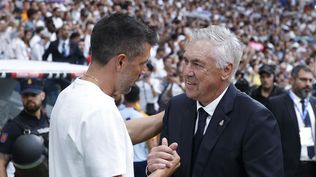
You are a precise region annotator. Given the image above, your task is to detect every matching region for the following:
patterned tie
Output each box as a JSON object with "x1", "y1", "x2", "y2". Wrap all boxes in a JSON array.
[
  {"x1": 301, "y1": 99, "x2": 315, "y2": 159},
  {"x1": 192, "y1": 108, "x2": 208, "y2": 164}
]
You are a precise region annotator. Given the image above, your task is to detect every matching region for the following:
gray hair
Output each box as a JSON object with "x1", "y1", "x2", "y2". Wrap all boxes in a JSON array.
[{"x1": 191, "y1": 25, "x2": 244, "y2": 80}]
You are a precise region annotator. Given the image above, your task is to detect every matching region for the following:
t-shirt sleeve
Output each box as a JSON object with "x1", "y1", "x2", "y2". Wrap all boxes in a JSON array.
[{"x1": 0, "y1": 121, "x2": 21, "y2": 154}]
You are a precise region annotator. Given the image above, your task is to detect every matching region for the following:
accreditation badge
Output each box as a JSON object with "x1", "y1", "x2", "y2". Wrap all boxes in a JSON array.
[{"x1": 299, "y1": 127, "x2": 314, "y2": 146}]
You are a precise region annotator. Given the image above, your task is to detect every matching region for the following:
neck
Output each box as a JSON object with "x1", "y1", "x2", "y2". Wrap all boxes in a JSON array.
[
  {"x1": 261, "y1": 86, "x2": 273, "y2": 98},
  {"x1": 82, "y1": 63, "x2": 115, "y2": 96},
  {"x1": 25, "y1": 109, "x2": 41, "y2": 120},
  {"x1": 201, "y1": 82, "x2": 229, "y2": 106}
]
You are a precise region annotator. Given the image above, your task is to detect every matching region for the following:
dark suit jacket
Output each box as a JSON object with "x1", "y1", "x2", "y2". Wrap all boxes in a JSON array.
[
  {"x1": 42, "y1": 39, "x2": 85, "y2": 64},
  {"x1": 269, "y1": 93, "x2": 316, "y2": 177},
  {"x1": 161, "y1": 84, "x2": 284, "y2": 177}
]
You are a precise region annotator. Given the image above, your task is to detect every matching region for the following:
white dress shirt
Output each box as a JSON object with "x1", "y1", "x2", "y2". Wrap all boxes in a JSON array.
[{"x1": 195, "y1": 87, "x2": 228, "y2": 134}]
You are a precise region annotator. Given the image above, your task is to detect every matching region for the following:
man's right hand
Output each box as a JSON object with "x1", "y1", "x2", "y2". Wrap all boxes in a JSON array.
[{"x1": 147, "y1": 138, "x2": 179, "y2": 174}]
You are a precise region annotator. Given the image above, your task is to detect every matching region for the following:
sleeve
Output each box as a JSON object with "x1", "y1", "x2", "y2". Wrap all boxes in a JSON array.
[
  {"x1": 152, "y1": 79, "x2": 162, "y2": 94},
  {"x1": 79, "y1": 108, "x2": 129, "y2": 177},
  {"x1": 0, "y1": 121, "x2": 21, "y2": 154},
  {"x1": 243, "y1": 108, "x2": 284, "y2": 177},
  {"x1": 31, "y1": 43, "x2": 43, "y2": 61}
]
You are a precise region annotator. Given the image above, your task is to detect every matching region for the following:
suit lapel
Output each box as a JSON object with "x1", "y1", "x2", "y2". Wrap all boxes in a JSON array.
[
  {"x1": 179, "y1": 98, "x2": 197, "y2": 176},
  {"x1": 192, "y1": 84, "x2": 235, "y2": 176},
  {"x1": 309, "y1": 97, "x2": 316, "y2": 155},
  {"x1": 284, "y1": 94, "x2": 300, "y2": 134}
]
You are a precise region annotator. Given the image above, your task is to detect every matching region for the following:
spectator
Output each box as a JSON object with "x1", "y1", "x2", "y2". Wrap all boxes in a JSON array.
[
  {"x1": 269, "y1": 64, "x2": 316, "y2": 177},
  {"x1": 250, "y1": 64, "x2": 286, "y2": 108},
  {"x1": 120, "y1": 85, "x2": 157, "y2": 177},
  {"x1": 0, "y1": 78, "x2": 49, "y2": 177},
  {"x1": 136, "y1": 62, "x2": 162, "y2": 115},
  {"x1": 43, "y1": 24, "x2": 85, "y2": 64}
]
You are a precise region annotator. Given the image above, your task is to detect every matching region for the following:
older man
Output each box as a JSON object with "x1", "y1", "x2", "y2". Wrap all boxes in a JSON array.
[{"x1": 148, "y1": 25, "x2": 284, "y2": 177}]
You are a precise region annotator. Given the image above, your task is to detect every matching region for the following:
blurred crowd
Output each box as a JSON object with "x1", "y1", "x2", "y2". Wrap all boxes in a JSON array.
[{"x1": 0, "y1": 0, "x2": 316, "y2": 112}]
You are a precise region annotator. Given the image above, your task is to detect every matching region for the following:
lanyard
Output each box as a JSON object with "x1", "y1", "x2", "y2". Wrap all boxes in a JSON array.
[{"x1": 288, "y1": 91, "x2": 310, "y2": 122}]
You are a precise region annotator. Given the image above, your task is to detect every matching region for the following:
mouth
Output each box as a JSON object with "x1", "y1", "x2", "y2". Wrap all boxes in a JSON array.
[{"x1": 185, "y1": 80, "x2": 196, "y2": 89}]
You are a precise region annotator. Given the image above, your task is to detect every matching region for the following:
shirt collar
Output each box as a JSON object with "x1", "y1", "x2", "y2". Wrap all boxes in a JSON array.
[
  {"x1": 60, "y1": 39, "x2": 69, "y2": 44},
  {"x1": 289, "y1": 90, "x2": 306, "y2": 104},
  {"x1": 196, "y1": 86, "x2": 229, "y2": 117}
]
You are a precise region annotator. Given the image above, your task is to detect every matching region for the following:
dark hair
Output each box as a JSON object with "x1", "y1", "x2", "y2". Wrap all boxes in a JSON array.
[
  {"x1": 124, "y1": 85, "x2": 140, "y2": 103},
  {"x1": 291, "y1": 64, "x2": 312, "y2": 78},
  {"x1": 90, "y1": 13, "x2": 158, "y2": 65},
  {"x1": 70, "y1": 32, "x2": 80, "y2": 40}
]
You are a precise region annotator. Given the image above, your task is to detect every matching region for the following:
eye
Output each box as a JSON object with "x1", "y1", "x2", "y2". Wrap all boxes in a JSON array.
[
  {"x1": 192, "y1": 62, "x2": 203, "y2": 68},
  {"x1": 183, "y1": 58, "x2": 189, "y2": 65}
]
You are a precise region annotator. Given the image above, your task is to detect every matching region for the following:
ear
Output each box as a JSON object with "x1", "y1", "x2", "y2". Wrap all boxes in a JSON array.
[
  {"x1": 221, "y1": 63, "x2": 233, "y2": 80},
  {"x1": 289, "y1": 75, "x2": 294, "y2": 85},
  {"x1": 40, "y1": 92, "x2": 46, "y2": 101},
  {"x1": 115, "y1": 54, "x2": 128, "y2": 71}
]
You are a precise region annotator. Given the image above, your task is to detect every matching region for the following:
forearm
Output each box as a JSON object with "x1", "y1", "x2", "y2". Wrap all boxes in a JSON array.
[
  {"x1": 0, "y1": 165, "x2": 7, "y2": 177},
  {"x1": 126, "y1": 111, "x2": 164, "y2": 144},
  {"x1": 0, "y1": 153, "x2": 9, "y2": 177}
]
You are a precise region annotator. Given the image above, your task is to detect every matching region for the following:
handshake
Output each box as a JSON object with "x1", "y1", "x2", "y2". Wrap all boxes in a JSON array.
[{"x1": 147, "y1": 138, "x2": 180, "y2": 177}]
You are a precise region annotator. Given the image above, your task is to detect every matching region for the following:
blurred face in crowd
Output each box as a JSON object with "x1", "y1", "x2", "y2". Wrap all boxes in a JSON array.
[
  {"x1": 291, "y1": 69, "x2": 313, "y2": 99},
  {"x1": 59, "y1": 25, "x2": 70, "y2": 40},
  {"x1": 183, "y1": 40, "x2": 229, "y2": 106},
  {"x1": 21, "y1": 92, "x2": 45, "y2": 114},
  {"x1": 260, "y1": 73, "x2": 274, "y2": 90},
  {"x1": 118, "y1": 43, "x2": 151, "y2": 94}
]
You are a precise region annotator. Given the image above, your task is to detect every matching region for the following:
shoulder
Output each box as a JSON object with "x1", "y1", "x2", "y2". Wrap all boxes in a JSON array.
[
  {"x1": 234, "y1": 90, "x2": 266, "y2": 111},
  {"x1": 249, "y1": 86, "x2": 260, "y2": 97},
  {"x1": 169, "y1": 93, "x2": 192, "y2": 105},
  {"x1": 269, "y1": 93, "x2": 288, "y2": 103},
  {"x1": 273, "y1": 85, "x2": 286, "y2": 94},
  {"x1": 1, "y1": 119, "x2": 21, "y2": 133}
]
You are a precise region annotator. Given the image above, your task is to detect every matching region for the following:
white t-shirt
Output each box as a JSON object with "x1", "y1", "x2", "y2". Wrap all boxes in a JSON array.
[
  {"x1": 49, "y1": 78, "x2": 134, "y2": 177},
  {"x1": 120, "y1": 107, "x2": 148, "y2": 162}
]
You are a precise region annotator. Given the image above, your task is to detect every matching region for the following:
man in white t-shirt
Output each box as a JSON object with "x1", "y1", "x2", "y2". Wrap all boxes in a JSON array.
[{"x1": 49, "y1": 13, "x2": 180, "y2": 177}]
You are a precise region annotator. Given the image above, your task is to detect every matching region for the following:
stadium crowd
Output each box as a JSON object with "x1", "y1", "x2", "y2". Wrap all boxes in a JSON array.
[{"x1": 0, "y1": 0, "x2": 316, "y2": 112}]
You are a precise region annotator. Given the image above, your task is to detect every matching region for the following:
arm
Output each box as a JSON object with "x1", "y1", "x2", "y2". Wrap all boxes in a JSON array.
[
  {"x1": 243, "y1": 109, "x2": 284, "y2": 177},
  {"x1": 126, "y1": 112, "x2": 164, "y2": 145},
  {"x1": 147, "y1": 136, "x2": 158, "y2": 151},
  {"x1": 0, "y1": 153, "x2": 9, "y2": 177}
]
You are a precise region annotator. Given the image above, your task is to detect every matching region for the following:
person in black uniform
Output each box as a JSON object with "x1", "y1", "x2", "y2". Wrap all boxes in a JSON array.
[
  {"x1": 0, "y1": 78, "x2": 49, "y2": 177},
  {"x1": 250, "y1": 64, "x2": 286, "y2": 108}
]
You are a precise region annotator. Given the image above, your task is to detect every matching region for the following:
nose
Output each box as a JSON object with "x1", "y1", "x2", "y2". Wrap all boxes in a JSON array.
[
  {"x1": 307, "y1": 79, "x2": 313, "y2": 87},
  {"x1": 183, "y1": 63, "x2": 194, "y2": 77}
]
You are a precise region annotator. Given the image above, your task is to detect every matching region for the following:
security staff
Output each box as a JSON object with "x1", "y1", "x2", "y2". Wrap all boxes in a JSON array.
[{"x1": 0, "y1": 78, "x2": 49, "y2": 177}]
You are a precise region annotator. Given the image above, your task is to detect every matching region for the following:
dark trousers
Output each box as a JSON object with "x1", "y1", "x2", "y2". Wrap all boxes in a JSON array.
[
  {"x1": 134, "y1": 161, "x2": 147, "y2": 177},
  {"x1": 296, "y1": 161, "x2": 316, "y2": 177}
]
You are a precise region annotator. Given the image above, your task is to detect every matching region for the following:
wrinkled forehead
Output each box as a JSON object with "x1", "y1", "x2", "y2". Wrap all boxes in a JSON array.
[{"x1": 184, "y1": 40, "x2": 215, "y2": 60}]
